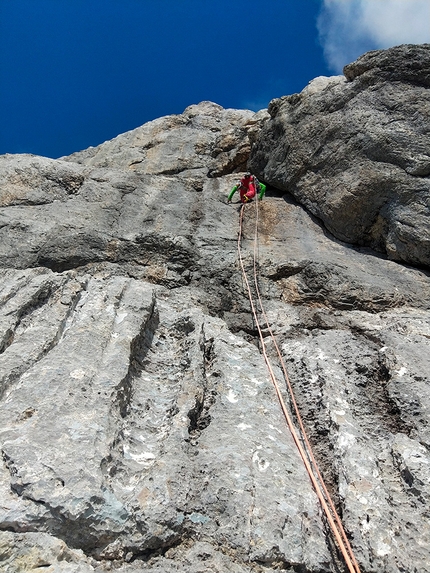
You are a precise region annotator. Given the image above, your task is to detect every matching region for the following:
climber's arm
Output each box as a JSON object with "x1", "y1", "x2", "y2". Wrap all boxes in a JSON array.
[
  {"x1": 228, "y1": 185, "x2": 238, "y2": 202},
  {"x1": 258, "y1": 183, "x2": 266, "y2": 200}
]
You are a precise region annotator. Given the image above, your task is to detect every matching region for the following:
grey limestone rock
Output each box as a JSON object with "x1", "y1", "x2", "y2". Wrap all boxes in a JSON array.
[
  {"x1": 249, "y1": 44, "x2": 430, "y2": 268},
  {"x1": 63, "y1": 101, "x2": 269, "y2": 180},
  {"x1": 0, "y1": 65, "x2": 430, "y2": 573},
  {"x1": 0, "y1": 531, "x2": 96, "y2": 572}
]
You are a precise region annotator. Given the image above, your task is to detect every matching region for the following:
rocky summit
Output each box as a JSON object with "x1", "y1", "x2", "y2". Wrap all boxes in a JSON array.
[{"x1": 0, "y1": 44, "x2": 429, "y2": 573}]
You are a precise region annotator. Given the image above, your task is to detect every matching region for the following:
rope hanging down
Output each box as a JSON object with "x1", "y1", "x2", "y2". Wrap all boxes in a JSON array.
[{"x1": 237, "y1": 200, "x2": 361, "y2": 573}]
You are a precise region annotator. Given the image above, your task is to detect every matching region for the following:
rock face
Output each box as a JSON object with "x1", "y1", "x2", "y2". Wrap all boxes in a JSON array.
[
  {"x1": 64, "y1": 101, "x2": 267, "y2": 179},
  {"x1": 249, "y1": 44, "x2": 430, "y2": 268},
  {"x1": 0, "y1": 53, "x2": 430, "y2": 573}
]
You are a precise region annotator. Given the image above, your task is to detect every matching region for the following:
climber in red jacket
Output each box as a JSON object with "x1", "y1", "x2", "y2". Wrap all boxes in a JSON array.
[{"x1": 227, "y1": 173, "x2": 266, "y2": 204}]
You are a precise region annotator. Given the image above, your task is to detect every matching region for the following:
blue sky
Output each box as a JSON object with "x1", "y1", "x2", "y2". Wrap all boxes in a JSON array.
[{"x1": 1, "y1": 0, "x2": 429, "y2": 159}]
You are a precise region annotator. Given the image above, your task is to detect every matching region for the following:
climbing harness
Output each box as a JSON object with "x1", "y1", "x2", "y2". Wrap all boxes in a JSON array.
[{"x1": 237, "y1": 200, "x2": 361, "y2": 573}]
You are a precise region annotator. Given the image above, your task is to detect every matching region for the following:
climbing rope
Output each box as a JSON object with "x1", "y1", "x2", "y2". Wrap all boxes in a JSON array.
[{"x1": 237, "y1": 200, "x2": 361, "y2": 573}]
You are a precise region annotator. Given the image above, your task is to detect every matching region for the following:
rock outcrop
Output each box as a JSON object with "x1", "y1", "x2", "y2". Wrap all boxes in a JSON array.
[
  {"x1": 249, "y1": 44, "x2": 430, "y2": 268},
  {"x1": 64, "y1": 101, "x2": 268, "y2": 180},
  {"x1": 0, "y1": 50, "x2": 430, "y2": 573}
]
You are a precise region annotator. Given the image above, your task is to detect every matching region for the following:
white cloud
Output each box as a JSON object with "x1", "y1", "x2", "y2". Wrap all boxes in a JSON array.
[{"x1": 318, "y1": 0, "x2": 430, "y2": 73}]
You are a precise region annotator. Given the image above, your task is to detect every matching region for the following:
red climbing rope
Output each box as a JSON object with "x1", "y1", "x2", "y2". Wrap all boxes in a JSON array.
[{"x1": 237, "y1": 201, "x2": 361, "y2": 573}]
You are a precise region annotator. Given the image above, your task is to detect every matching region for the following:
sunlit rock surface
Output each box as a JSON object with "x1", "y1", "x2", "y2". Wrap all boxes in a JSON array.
[{"x1": 0, "y1": 51, "x2": 430, "y2": 573}]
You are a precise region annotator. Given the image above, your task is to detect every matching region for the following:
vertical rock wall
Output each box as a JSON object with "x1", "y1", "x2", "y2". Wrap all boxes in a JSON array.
[{"x1": 0, "y1": 52, "x2": 430, "y2": 573}]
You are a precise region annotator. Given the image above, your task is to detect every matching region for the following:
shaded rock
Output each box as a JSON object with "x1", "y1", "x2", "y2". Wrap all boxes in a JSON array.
[
  {"x1": 0, "y1": 531, "x2": 96, "y2": 572},
  {"x1": 249, "y1": 195, "x2": 430, "y2": 313},
  {"x1": 249, "y1": 44, "x2": 430, "y2": 267},
  {"x1": 343, "y1": 43, "x2": 430, "y2": 86}
]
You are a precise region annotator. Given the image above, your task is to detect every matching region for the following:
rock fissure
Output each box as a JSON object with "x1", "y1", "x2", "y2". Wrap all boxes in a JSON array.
[
  {"x1": 12, "y1": 282, "x2": 56, "y2": 328},
  {"x1": 0, "y1": 276, "x2": 88, "y2": 401},
  {"x1": 186, "y1": 329, "x2": 217, "y2": 444},
  {"x1": 113, "y1": 293, "x2": 159, "y2": 420},
  {"x1": 0, "y1": 328, "x2": 14, "y2": 355}
]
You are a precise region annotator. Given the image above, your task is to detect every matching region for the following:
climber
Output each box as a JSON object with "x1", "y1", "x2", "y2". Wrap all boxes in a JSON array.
[{"x1": 227, "y1": 173, "x2": 266, "y2": 204}]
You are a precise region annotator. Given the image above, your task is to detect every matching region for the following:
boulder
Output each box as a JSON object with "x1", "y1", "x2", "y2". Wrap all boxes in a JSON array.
[{"x1": 249, "y1": 44, "x2": 430, "y2": 268}]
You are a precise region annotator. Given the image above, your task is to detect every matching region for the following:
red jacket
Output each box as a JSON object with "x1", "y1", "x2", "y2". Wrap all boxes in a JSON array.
[{"x1": 231, "y1": 176, "x2": 256, "y2": 203}]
